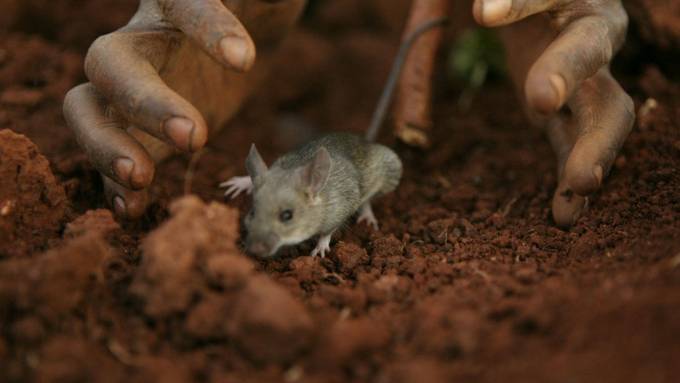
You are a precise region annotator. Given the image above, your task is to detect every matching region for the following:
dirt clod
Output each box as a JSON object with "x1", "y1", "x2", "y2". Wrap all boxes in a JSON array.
[
  {"x1": 227, "y1": 275, "x2": 315, "y2": 364},
  {"x1": 130, "y1": 196, "x2": 241, "y2": 317},
  {"x1": 317, "y1": 317, "x2": 391, "y2": 366},
  {"x1": 0, "y1": 129, "x2": 66, "y2": 257},
  {"x1": 335, "y1": 241, "x2": 370, "y2": 276},
  {"x1": 64, "y1": 209, "x2": 120, "y2": 239}
]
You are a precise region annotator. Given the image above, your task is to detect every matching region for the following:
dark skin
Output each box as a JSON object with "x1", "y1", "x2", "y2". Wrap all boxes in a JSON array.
[{"x1": 64, "y1": 0, "x2": 634, "y2": 227}]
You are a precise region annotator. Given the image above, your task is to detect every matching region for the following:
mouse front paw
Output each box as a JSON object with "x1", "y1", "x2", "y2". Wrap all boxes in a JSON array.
[
  {"x1": 219, "y1": 176, "x2": 253, "y2": 199},
  {"x1": 310, "y1": 233, "x2": 333, "y2": 258}
]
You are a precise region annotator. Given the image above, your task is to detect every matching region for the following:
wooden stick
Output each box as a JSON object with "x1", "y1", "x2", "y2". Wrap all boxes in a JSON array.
[{"x1": 394, "y1": 0, "x2": 450, "y2": 148}]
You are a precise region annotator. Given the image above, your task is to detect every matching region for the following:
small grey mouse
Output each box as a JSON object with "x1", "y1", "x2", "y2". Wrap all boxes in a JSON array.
[{"x1": 220, "y1": 18, "x2": 448, "y2": 258}]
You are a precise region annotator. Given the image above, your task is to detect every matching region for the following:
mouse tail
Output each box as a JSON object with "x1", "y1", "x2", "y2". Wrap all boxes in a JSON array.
[{"x1": 365, "y1": 16, "x2": 449, "y2": 142}]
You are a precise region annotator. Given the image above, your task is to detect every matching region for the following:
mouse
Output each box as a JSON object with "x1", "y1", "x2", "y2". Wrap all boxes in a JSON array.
[{"x1": 220, "y1": 17, "x2": 448, "y2": 258}]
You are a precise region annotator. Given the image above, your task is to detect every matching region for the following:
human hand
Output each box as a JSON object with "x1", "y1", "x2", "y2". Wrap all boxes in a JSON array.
[
  {"x1": 64, "y1": 0, "x2": 304, "y2": 218},
  {"x1": 473, "y1": 0, "x2": 635, "y2": 227}
]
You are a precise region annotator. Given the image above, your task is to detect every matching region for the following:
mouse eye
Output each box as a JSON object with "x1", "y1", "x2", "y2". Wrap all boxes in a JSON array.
[{"x1": 279, "y1": 209, "x2": 294, "y2": 222}]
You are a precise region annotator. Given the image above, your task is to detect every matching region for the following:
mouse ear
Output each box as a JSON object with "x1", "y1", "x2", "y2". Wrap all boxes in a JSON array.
[
  {"x1": 246, "y1": 144, "x2": 268, "y2": 182},
  {"x1": 300, "y1": 147, "x2": 331, "y2": 197}
]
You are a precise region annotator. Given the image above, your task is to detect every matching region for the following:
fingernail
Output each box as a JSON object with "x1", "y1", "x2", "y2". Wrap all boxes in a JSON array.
[
  {"x1": 570, "y1": 206, "x2": 583, "y2": 227},
  {"x1": 220, "y1": 36, "x2": 255, "y2": 71},
  {"x1": 164, "y1": 117, "x2": 196, "y2": 151},
  {"x1": 593, "y1": 165, "x2": 603, "y2": 186},
  {"x1": 553, "y1": 189, "x2": 585, "y2": 229},
  {"x1": 113, "y1": 158, "x2": 134, "y2": 185},
  {"x1": 549, "y1": 74, "x2": 567, "y2": 109},
  {"x1": 481, "y1": 0, "x2": 511, "y2": 24},
  {"x1": 113, "y1": 196, "x2": 127, "y2": 217}
]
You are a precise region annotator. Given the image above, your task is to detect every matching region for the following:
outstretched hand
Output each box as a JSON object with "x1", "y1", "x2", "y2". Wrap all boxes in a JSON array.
[
  {"x1": 473, "y1": 0, "x2": 635, "y2": 226},
  {"x1": 64, "y1": 0, "x2": 304, "y2": 218}
]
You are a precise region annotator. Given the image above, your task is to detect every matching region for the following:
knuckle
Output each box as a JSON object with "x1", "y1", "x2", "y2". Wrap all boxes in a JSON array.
[
  {"x1": 62, "y1": 84, "x2": 87, "y2": 114},
  {"x1": 120, "y1": 87, "x2": 146, "y2": 117},
  {"x1": 620, "y1": 92, "x2": 635, "y2": 132},
  {"x1": 610, "y1": 4, "x2": 629, "y2": 35},
  {"x1": 606, "y1": 77, "x2": 635, "y2": 123},
  {"x1": 603, "y1": 3, "x2": 629, "y2": 51},
  {"x1": 62, "y1": 83, "x2": 97, "y2": 132},
  {"x1": 84, "y1": 33, "x2": 120, "y2": 79},
  {"x1": 579, "y1": 75, "x2": 599, "y2": 95},
  {"x1": 587, "y1": 19, "x2": 615, "y2": 64},
  {"x1": 619, "y1": 89, "x2": 634, "y2": 112},
  {"x1": 512, "y1": 0, "x2": 532, "y2": 19}
]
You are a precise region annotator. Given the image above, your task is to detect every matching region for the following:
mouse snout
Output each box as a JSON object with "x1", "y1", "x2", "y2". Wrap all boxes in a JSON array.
[
  {"x1": 246, "y1": 233, "x2": 280, "y2": 257},
  {"x1": 247, "y1": 242, "x2": 268, "y2": 256}
]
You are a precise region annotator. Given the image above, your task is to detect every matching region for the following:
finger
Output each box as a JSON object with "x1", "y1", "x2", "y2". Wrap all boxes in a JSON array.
[
  {"x1": 473, "y1": 0, "x2": 560, "y2": 27},
  {"x1": 546, "y1": 114, "x2": 587, "y2": 227},
  {"x1": 525, "y1": 12, "x2": 627, "y2": 114},
  {"x1": 63, "y1": 83, "x2": 155, "y2": 190},
  {"x1": 85, "y1": 32, "x2": 208, "y2": 152},
  {"x1": 561, "y1": 69, "x2": 634, "y2": 196},
  {"x1": 158, "y1": 0, "x2": 256, "y2": 72},
  {"x1": 552, "y1": 178, "x2": 588, "y2": 228},
  {"x1": 103, "y1": 175, "x2": 149, "y2": 219},
  {"x1": 545, "y1": 113, "x2": 575, "y2": 177}
]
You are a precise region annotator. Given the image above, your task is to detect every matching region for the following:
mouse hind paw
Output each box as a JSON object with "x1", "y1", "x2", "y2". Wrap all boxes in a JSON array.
[
  {"x1": 220, "y1": 176, "x2": 253, "y2": 199},
  {"x1": 357, "y1": 202, "x2": 379, "y2": 230}
]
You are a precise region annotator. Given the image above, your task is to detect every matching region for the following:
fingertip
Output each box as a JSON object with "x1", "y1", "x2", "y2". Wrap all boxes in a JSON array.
[
  {"x1": 220, "y1": 36, "x2": 256, "y2": 72},
  {"x1": 113, "y1": 158, "x2": 134, "y2": 187},
  {"x1": 549, "y1": 74, "x2": 567, "y2": 109},
  {"x1": 526, "y1": 72, "x2": 566, "y2": 115},
  {"x1": 163, "y1": 117, "x2": 206, "y2": 152},
  {"x1": 593, "y1": 165, "x2": 604, "y2": 186},
  {"x1": 110, "y1": 192, "x2": 148, "y2": 219},
  {"x1": 123, "y1": 192, "x2": 149, "y2": 219},
  {"x1": 472, "y1": 0, "x2": 484, "y2": 25},
  {"x1": 163, "y1": 117, "x2": 193, "y2": 150},
  {"x1": 472, "y1": 0, "x2": 512, "y2": 26},
  {"x1": 552, "y1": 187, "x2": 587, "y2": 229},
  {"x1": 113, "y1": 157, "x2": 154, "y2": 190},
  {"x1": 133, "y1": 161, "x2": 155, "y2": 191},
  {"x1": 112, "y1": 195, "x2": 127, "y2": 217},
  {"x1": 104, "y1": 176, "x2": 149, "y2": 219},
  {"x1": 190, "y1": 120, "x2": 208, "y2": 152}
]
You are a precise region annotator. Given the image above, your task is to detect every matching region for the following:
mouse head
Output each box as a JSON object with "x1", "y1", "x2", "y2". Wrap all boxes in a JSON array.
[{"x1": 243, "y1": 144, "x2": 331, "y2": 257}]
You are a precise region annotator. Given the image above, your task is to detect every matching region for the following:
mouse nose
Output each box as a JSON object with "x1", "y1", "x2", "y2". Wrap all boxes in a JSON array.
[{"x1": 248, "y1": 242, "x2": 268, "y2": 256}]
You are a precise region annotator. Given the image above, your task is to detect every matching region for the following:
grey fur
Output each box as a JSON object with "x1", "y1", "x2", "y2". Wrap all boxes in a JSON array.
[{"x1": 245, "y1": 133, "x2": 402, "y2": 256}]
